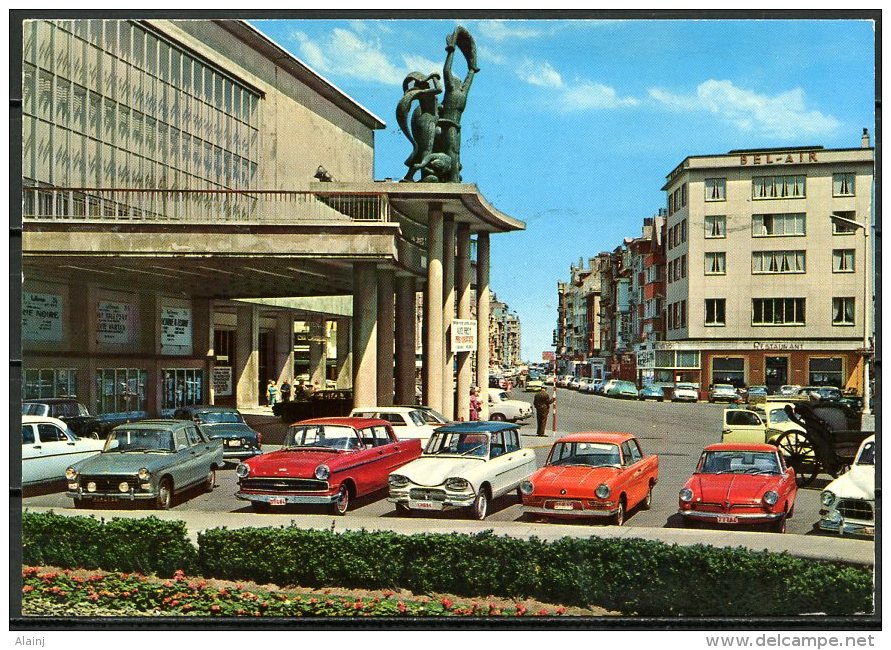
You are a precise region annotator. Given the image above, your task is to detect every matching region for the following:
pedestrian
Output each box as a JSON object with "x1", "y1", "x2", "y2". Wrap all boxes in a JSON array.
[
  {"x1": 266, "y1": 379, "x2": 278, "y2": 408},
  {"x1": 533, "y1": 387, "x2": 555, "y2": 436},
  {"x1": 469, "y1": 386, "x2": 481, "y2": 421},
  {"x1": 280, "y1": 378, "x2": 292, "y2": 402}
]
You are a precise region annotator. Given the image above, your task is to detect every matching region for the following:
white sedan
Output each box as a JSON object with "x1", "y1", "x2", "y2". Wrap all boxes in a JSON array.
[
  {"x1": 349, "y1": 406, "x2": 445, "y2": 444},
  {"x1": 388, "y1": 421, "x2": 538, "y2": 519},
  {"x1": 818, "y1": 436, "x2": 875, "y2": 537},
  {"x1": 22, "y1": 415, "x2": 105, "y2": 487},
  {"x1": 487, "y1": 388, "x2": 533, "y2": 422}
]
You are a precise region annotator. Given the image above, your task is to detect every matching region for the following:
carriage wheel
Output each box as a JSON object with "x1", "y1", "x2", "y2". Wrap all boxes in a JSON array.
[{"x1": 775, "y1": 431, "x2": 820, "y2": 487}]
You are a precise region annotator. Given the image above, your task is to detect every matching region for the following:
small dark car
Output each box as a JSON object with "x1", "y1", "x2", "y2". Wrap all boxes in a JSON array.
[
  {"x1": 21, "y1": 398, "x2": 103, "y2": 439},
  {"x1": 173, "y1": 405, "x2": 262, "y2": 464}
]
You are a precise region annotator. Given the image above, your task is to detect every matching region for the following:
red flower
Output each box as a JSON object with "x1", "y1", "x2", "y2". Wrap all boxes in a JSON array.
[
  {"x1": 537, "y1": 608, "x2": 549, "y2": 616},
  {"x1": 397, "y1": 601, "x2": 407, "y2": 614},
  {"x1": 170, "y1": 599, "x2": 179, "y2": 607},
  {"x1": 23, "y1": 567, "x2": 39, "y2": 578},
  {"x1": 182, "y1": 604, "x2": 194, "y2": 612},
  {"x1": 515, "y1": 604, "x2": 527, "y2": 616},
  {"x1": 309, "y1": 598, "x2": 317, "y2": 605},
  {"x1": 22, "y1": 586, "x2": 34, "y2": 594},
  {"x1": 89, "y1": 594, "x2": 99, "y2": 602},
  {"x1": 440, "y1": 598, "x2": 453, "y2": 610},
  {"x1": 210, "y1": 605, "x2": 221, "y2": 614},
  {"x1": 353, "y1": 601, "x2": 364, "y2": 610},
  {"x1": 236, "y1": 609, "x2": 247, "y2": 616},
  {"x1": 173, "y1": 569, "x2": 186, "y2": 581},
  {"x1": 88, "y1": 574, "x2": 103, "y2": 582},
  {"x1": 555, "y1": 606, "x2": 566, "y2": 616},
  {"x1": 382, "y1": 590, "x2": 394, "y2": 599},
  {"x1": 162, "y1": 580, "x2": 174, "y2": 588},
  {"x1": 325, "y1": 600, "x2": 334, "y2": 606}
]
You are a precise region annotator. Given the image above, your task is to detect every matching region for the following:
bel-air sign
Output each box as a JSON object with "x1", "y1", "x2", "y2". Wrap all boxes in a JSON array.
[{"x1": 739, "y1": 151, "x2": 818, "y2": 165}]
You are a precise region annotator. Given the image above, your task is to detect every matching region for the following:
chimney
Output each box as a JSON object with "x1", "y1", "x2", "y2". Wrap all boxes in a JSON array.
[{"x1": 862, "y1": 128, "x2": 871, "y2": 148}]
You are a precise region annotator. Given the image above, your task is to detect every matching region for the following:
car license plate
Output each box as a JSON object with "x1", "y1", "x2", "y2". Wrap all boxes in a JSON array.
[
  {"x1": 552, "y1": 501, "x2": 575, "y2": 511},
  {"x1": 409, "y1": 499, "x2": 441, "y2": 511},
  {"x1": 268, "y1": 497, "x2": 286, "y2": 506},
  {"x1": 716, "y1": 515, "x2": 738, "y2": 524},
  {"x1": 227, "y1": 440, "x2": 242, "y2": 447}
]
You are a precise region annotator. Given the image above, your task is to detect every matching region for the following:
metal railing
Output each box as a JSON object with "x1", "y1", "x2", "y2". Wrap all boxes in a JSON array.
[{"x1": 21, "y1": 187, "x2": 391, "y2": 224}]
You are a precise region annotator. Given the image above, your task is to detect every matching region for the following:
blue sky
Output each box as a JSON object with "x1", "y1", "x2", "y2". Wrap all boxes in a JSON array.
[{"x1": 252, "y1": 17, "x2": 876, "y2": 360}]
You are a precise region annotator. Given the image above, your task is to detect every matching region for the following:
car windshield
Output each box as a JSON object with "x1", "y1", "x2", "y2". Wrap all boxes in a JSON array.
[
  {"x1": 549, "y1": 442, "x2": 621, "y2": 468},
  {"x1": 699, "y1": 450, "x2": 781, "y2": 475},
  {"x1": 714, "y1": 385, "x2": 735, "y2": 391},
  {"x1": 418, "y1": 409, "x2": 448, "y2": 424},
  {"x1": 285, "y1": 425, "x2": 361, "y2": 451},
  {"x1": 21, "y1": 403, "x2": 49, "y2": 416},
  {"x1": 104, "y1": 428, "x2": 175, "y2": 453},
  {"x1": 767, "y1": 408, "x2": 792, "y2": 424},
  {"x1": 195, "y1": 411, "x2": 243, "y2": 424},
  {"x1": 677, "y1": 384, "x2": 696, "y2": 390},
  {"x1": 856, "y1": 441, "x2": 875, "y2": 466},
  {"x1": 424, "y1": 431, "x2": 489, "y2": 458}
]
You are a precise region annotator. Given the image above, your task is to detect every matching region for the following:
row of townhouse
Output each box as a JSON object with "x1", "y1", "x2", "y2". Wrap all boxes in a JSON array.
[{"x1": 558, "y1": 131, "x2": 875, "y2": 399}]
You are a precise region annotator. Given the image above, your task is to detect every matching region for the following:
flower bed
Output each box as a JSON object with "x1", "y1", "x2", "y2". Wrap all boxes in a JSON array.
[{"x1": 20, "y1": 567, "x2": 573, "y2": 618}]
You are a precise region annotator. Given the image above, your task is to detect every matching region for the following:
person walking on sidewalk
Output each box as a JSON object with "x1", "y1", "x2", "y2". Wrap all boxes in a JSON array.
[
  {"x1": 266, "y1": 379, "x2": 278, "y2": 408},
  {"x1": 469, "y1": 386, "x2": 481, "y2": 421},
  {"x1": 533, "y1": 387, "x2": 555, "y2": 436}
]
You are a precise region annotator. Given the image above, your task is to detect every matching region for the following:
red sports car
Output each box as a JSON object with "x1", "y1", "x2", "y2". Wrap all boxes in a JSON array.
[
  {"x1": 678, "y1": 443, "x2": 798, "y2": 533},
  {"x1": 235, "y1": 417, "x2": 422, "y2": 515},
  {"x1": 520, "y1": 432, "x2": 659, "y2": 526}
]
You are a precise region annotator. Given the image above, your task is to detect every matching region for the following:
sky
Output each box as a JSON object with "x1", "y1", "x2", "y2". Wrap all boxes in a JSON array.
[{"x1": 251, "y1": 16, "x2": 876, "y2": 361}]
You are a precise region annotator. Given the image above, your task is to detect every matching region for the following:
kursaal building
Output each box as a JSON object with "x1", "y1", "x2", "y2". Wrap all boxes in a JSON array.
[{"x1": 20, "y1": 19, "x2": 523, "y2": 424}]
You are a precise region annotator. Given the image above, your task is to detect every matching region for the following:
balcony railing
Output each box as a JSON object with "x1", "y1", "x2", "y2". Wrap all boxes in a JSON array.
[{"x1": 22, "y1": 187, "x2": 391, "y2": 224}]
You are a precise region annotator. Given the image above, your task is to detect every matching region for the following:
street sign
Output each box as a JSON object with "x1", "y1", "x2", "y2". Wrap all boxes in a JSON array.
[{"x1": 451, "y1": 319, "x2": 477, "y2": 352}]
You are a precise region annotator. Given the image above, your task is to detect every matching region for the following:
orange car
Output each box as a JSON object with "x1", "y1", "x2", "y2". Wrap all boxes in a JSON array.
[{"x1": 520, "y1": 432, "x2": 659, "y2": 526}]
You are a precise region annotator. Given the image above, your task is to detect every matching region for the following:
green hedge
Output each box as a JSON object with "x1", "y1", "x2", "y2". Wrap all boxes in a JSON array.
[
  {"x1": 23, "y1": 511, "x2": 197, "y2": 576},
  {"x1": 21, "y1": 511, "x2": 873, "y2": 616}
]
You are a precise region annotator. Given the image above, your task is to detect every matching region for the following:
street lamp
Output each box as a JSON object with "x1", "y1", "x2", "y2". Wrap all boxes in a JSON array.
[{"x1": 830, "y1": 213, "x2": 872, "y2": 415}]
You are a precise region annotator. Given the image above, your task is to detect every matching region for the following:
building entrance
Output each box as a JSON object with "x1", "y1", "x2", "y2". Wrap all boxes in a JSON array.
[
  {"x1": 258, "y1": 331, "x2": 274, "y2": 404},
  {"x1": 765, "y1": 356, "x2": 788, "y2": 393}
]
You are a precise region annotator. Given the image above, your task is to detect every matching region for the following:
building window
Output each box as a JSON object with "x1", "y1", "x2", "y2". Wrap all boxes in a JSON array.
[
  {"x1": 705, "y1": 178, "x2": 726, "y2": 201},
  {"x1": 752, "y1": 250, "x2": 806, "y2": 274},
  {"x1": 162, "y1": 368, "x2": 205, "y2": 412},
  {"x1": 833, "y1": 173, "x2": 855, "y2": 197},
  {"x1": 22, "y1": 368, "x2": 78, "y2": 400},
  {"x1": 705, "y1": 298, "x2": 726, "y2": 326},
  {"x1": 752, "y1": 298, "x2": 806, "y2": 325},
  {"x1": 808, "y1": 357, "x2": 843, "y2": 387},
  {"x1": 832, "y1": 297, "x2": 855, "y2": 326},
  {"x1": 679, "y1": 300, "x2": 686, "y2": 327},
  {"x1": 705, "y1": 252, "x2": 726, "y2": 275},
  {"x1": 680, "y1": 219, "x2": 687, "y2": 243},
  {"x1": 752, "y1": 213, "x2": 806, "y2": 237},
  {"x1": 831, "y1": 211, "x2": 859, "y2": 234},
  {"x1": 832, "y1": 249, "x2": 855, "y2": 273},
  {"x1": 712, "y1": 357, "x2": 745, "y2": 388},
  {"x1": 680, "y1": 254, "x2": 687, "y2": 278},
  {"x1": 96, "y1": 367, "x2": 147, "y2": 415},
  {"x1": 705, "y1": 215, "x2": 726, "y2": 238},
  {"x1": 752, "y1": 175, "x2": 806, "y2": 199},
  {"x1": 681, "y1": 183, "x2": 687, "y2": 207}
]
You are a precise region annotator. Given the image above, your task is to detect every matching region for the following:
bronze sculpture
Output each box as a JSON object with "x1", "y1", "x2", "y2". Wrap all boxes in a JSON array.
[{"x1": 397, "y1": 26, "x2": 478, "y2": 183}]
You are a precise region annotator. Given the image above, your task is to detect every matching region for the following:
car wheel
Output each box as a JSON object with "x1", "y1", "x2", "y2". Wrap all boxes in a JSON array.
[
  {"x1": 156, "y1": 478, "x2": 173, "y2": 510},
  {"x1": 642, "y1": 484, "x2": 653, "y2": 510},
  {"x1": 613, "y1": 498, "x2": 625, "y2": 526},
  {"x1": 86, "y1": 429, "x2": 101, "y2": 440},
  {"x1": 470, "y1": 488, "x2": 489, "y2": 520},
  {"x1": 331, "y1": 484, "x2": 350, "y2": 516},
  {"x1": 490, "y1": 413, "x2": 506, "y2": 422},
  {"x1": 204, "y1": 468, "x2": 216, "y2": 493},
  {"x1": 251, "y1": 501, "x2": 270, "y2": 513}
]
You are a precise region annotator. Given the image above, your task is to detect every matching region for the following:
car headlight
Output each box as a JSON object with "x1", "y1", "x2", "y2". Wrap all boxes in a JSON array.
[
  {"x1": 65, "y1": 467, "x2": 78, "y2": 481},
  {"x1": 820, "y1": 490, "x2": 835, "y2": 507},
  {"x1": 388, "y1": 474, "x2": 409, "y2": 488},
  {"x1": 445, "y1": 477, "x2": 470, "y2": 491},
  {"x1": 762, "y1": 490, "x2": 779, "y2": 506},
  {"x1": 118, "y1": 481, "x2": 130, "y2": 493},
  {"x1": 679, "y1": 487, "x2": 694, "y2": 502},
  {"x1": 137, "y1": 467, "x2": 151, "y2": 481},
  {"x1": 235, "y1": 463, "x2": 250, "y2": 479},
  {"x1": 520, "y1": 480, "x2": 534, "y2": 495},
  {"x1": 314, "y1": 464, "x2": 330, "y2": 481},
  {"x1": 595, "y1": 484, "x2": 610, "y2": 499},
  {"x1": 86, "y1": 481, "x2": 97, "y2": 493}
]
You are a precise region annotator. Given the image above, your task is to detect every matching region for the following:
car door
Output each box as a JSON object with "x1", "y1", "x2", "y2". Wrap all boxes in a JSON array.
[
  {"x1": 487, "y1": 431, "x2": 516, "y2": 496},
  {"x1": 624, "y1": 439, "x2": 648, "y2": 507},
  {"x1": 722, "y1": 409, "x2": 766, "y2": 444},
  {"x1": 21, "y1": 423, "x2": 43, "y2": 484},
  {"x1": 183, "y1": 424, "x2": 215, "y2": 488},
  {"x1": 36, "y1": 422, "x2": 84, "y2": 482},
  {"x1": 503, "y1": 428, "x2": 536, "y2": 490},
  {"x1": 618, "y1": 441, "x2": 641, "y2": 506}
]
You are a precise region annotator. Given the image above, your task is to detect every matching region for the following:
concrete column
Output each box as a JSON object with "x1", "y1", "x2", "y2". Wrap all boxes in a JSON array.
[
  {"x1": 352, "y1": 262, "x2": 378, "y2": 408},
  {"x1": 441, "y1": 217, "x2": 456, "y2": 419},
  {"x1": 395, "y1": 275, "x2": 417, "y2": 405},
  {"x1": 476, "y1": 232, "x2": 491, "y2": 420},
  {"x1": 193, "y1": 298, "x2": 215, "y2": 403},
  {"x1": 335, "y1": 317, "x2": 352, "y2": 389},
  {"x1": 456, "y1": 223, "x2": 472, "y2": 421},
  {"x1": 376, "y1": 269, "x2": 395, "y2": 406},
  {"x1": 308, "y1": 318, "x2": 326, "y2": 390},
  {"x1": 424, "y1": 203, "x2": 444, "y2": 412},
  {"x1": 235, "y1": 304, "x2": 260, "y2": 408}
]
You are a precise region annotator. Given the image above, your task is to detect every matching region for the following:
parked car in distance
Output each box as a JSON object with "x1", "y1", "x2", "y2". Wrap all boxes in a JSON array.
[
  {"x1": 746, "y1": 385, "x2": 769, "y2": 403},
  {"x1": 349, "y1": 406, "x2": 443, "y2": 444},
  {"x1": 388, "y1": 421, "x2": 536, "y2": 520},
  {"x1": 721, "y1": 403, "x2": 804, "y2": 445},
  {"x1": 638, "y1": 384, "x2": 665, "y2": 402},
  {"x1": 66, "y1": 419, "x2": 224, "y2": 509},
  {"x1": 568, "y1": 377, "x2": 581, "y2": 390},
  {"x1": 487, "y1": 388, "x2": 533, "y2": 422},
  {"x1": 525, "y1": 379, "x2": 544, "y2": 393},
  {"x1": 236, "y1": 417, "x2": 422, "y2": 515},
  {"x1": 678, "y1": 443, "x2": 798, "y2": 532},
  {"x1": 605, "y1": 380, "x2": 638, "y2": 399},
  {"x1": 777, "y1": 385, "x2": 802, "y2": 396},
  {"x1": 577, "y1": 378, "x2": 592, "y2": 393},
  {"x1": 22, "y1": 398, "x2": 104, "y2": 439},
  {"x1": 173, "y1": 405, "x2": 262, "y2": 464},
  {"x1": 521, "y1": 432, "x2": 659, "y2": 526},
  {"x1": 557, "y1": 375, "x2": 573, "y2": 388},
  {"x1": 798, "y1": 386, "x2": 843, "y2": 401},
  {"x1": 818, "y1": 436, "x2": 875, "y2": 537},
  {"x1": 672, "y1": 383, "x2": 699, "y2": 402},
  {"x1": 22, "y1": 415, "x2": 105, "y2": 487},
  {"x1": 708, "y1": 384, "x2": 740, "y2": 403}
]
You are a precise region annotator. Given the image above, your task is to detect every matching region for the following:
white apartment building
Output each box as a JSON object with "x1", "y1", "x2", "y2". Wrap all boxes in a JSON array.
[{"x1": 659, "y1": 131, "x2": 874, "y2": 394}]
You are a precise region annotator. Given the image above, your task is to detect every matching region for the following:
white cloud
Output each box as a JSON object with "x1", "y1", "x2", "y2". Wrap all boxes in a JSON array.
[
  {"x1": 476, "y1": 44, "x2": 506, "y2": 66},
  {"x1": 517, "y1": 59, "x2": 564, "y2": 88},
  {"x1": 648, "y1": 79, "x2": 841, "y2": 138},
  {"x1": 476, "y1": 20, "x2": 546, "y2": 42},
  {"x1": 558, "y1": 81, "x2": 640, "y2": 110},
  {"x1": 402, "y1": 54, "x2": 440, "y2": 76}
]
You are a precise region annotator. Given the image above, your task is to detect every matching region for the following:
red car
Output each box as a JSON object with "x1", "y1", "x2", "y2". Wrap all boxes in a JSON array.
[
  {"x1": 678, "y1": 443, "x2": 798, "y2": 533},
  {"x1": 520, "y1": 432, "x2": 659, "y2": 526},
  {"x1": 235, "y1": 417, "x2": 422, "y2": 515}
]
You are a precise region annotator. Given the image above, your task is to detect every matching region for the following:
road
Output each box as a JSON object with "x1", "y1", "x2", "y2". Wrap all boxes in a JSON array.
[{"x1": 22, "y1": 388, "x2": 835, "y2": 538}]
